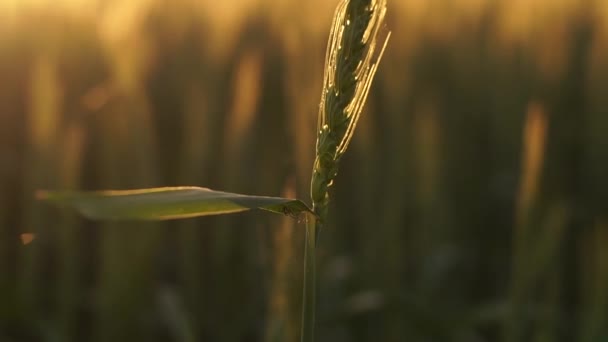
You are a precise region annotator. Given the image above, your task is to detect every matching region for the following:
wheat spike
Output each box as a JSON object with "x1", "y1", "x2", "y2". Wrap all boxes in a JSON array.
[{"x1": 310, "y1": 0, "x2": 390, "y2": 223}]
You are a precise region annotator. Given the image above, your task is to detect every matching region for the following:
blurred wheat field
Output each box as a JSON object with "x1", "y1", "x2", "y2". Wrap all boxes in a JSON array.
[{"x1": 1, "y1": 0, "x2": 608, "y2": 341}]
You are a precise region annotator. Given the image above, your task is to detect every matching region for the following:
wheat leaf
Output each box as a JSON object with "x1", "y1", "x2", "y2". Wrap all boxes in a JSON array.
[{"x1": 38, "y1": 186, "x2": 313, "y2": 221}]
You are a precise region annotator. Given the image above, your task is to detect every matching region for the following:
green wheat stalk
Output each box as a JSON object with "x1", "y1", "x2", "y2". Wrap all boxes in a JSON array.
[
  {"x1": 302, "y1": 0, "x2": 389, "y2": 341},
  {"x1": 310, "y1": 0, "x2": 389, "y2": 226}
]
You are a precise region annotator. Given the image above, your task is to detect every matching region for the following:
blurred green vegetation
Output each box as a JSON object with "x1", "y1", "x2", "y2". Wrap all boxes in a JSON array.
[{"x1": 1, "y1": 0, "x2": 608, "y2": 341}]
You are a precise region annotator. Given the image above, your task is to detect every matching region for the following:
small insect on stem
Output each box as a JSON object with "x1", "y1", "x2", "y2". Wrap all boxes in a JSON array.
[{"x1": 282, "y1": 206, "x2": 297, "y2": 218}]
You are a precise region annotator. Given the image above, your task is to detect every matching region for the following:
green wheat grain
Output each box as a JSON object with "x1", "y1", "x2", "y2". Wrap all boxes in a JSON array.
[{"x1": 310, "y1": 0, "x2": 390, "y2": 226}]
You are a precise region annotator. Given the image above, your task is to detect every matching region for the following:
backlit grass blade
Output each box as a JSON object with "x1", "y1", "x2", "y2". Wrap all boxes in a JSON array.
[{"x1": 38, "y1": 186, "x2": 313, "y2": 221}]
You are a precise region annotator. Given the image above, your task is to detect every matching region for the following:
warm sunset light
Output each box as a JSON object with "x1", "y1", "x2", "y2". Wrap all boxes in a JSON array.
[{"x1": 1, "y1": 0, "x2": 608, "y2": 341}]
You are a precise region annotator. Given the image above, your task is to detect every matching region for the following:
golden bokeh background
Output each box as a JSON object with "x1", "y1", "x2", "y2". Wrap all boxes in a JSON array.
[{"x1": 1, "y1": 0, "x2": 608, "y2": 341}]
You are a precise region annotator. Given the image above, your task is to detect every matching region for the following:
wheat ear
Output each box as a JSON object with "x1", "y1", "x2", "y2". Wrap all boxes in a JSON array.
[
  {"x1": 301, "y1": 1, "x2": 389, "y2": 341},
  {"x1": 310, "y1": 0, "x2": 390, "y2": 225}
]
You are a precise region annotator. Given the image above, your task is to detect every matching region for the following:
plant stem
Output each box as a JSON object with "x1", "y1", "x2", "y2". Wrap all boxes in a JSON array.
[
  {"x1": 300, "y1": 216, "x2": 317, "y2": 342},
  {"x1": 303, "y1": 1, "x2": 388, "y2": 340}
]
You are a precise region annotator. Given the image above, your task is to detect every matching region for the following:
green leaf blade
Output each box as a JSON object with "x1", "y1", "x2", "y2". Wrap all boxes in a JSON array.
[{"x1": 38, "y1": 186, "x2": 313, "y2": 221}]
